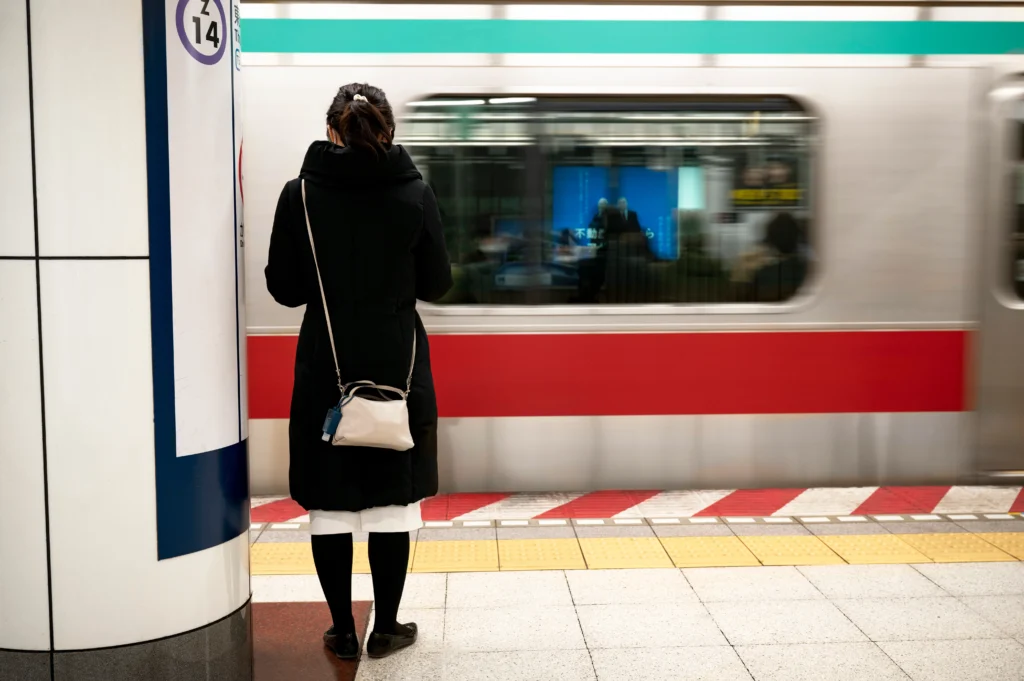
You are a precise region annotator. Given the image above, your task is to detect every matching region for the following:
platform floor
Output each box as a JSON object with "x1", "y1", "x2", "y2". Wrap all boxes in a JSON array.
[
  {"x1": 252, "y1": 563, "x2": 1024, "y2": 681},
  {"x1": 251, "y1": 488, "x2": 1024, "y2": 680}
]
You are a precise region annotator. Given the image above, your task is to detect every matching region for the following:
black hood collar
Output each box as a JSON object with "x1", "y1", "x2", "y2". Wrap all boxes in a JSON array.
[{"x1": 299, "y1": 140, "x2": 422, "y2": 187}]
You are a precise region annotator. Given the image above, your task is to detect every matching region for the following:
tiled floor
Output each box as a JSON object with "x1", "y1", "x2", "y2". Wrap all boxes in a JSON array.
[
  {"x1": 252, "y1": 562, "x2": 1024, "y2": 681},
  {"x1": 249, "y1": 492, "x2": 1024, "y2": 679}
]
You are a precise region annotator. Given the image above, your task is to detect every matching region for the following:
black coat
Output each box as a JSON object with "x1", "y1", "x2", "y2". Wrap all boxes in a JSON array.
[{"x1": 265, "y1": 142, "x2": 452, "y2": 512}]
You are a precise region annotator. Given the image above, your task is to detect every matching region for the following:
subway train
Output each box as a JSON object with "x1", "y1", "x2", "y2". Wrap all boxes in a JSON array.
[{"x1": 239, "y1": 1, "x2": 1024, "y2": 496}]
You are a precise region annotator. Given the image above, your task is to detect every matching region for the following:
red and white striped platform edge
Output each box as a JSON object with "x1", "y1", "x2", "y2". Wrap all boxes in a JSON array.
[{"x1": 252, "y1": 486, "x2": 1024, "y2": 525}]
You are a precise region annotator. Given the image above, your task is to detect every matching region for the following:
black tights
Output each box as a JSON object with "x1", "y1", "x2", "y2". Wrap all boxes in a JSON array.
[{"x1": 311, "y1": 532, "x2": 410, "y2": 636}]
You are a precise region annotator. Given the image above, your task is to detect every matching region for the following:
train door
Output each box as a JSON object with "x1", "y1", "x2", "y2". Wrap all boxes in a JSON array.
[{"x1": 975, "y1": 76, "x2": 1024, "y2": 479}]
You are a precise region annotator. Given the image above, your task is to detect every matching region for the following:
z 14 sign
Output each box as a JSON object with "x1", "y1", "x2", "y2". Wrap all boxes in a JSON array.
[{"x1": 175, "y1": 0, "x2": 227, "y2": 66}]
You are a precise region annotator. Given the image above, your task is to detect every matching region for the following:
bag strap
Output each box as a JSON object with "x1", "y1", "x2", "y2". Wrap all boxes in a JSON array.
[{"x1": 300, "y1": 180, "x2": 417, "y2": 397}]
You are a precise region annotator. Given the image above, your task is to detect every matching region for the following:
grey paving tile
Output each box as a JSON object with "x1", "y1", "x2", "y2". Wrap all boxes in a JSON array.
[
  {"x1": 960, "y1": 595, "x2": 1024, "y2": 642},
  {"x1": 354, "y1": 573, "x2": 374, "y2": 602},
  {"x1": 591, "y1": 646, "x2": 753, "y2": 681},
  {"x1": 416, "y1": 527, "x2": 496, "y2": 542},
  {"x1": 804, "y1": 521, "x2": 891, "y2": 536},
  {"x1": 706, "y1": 600, "x2": 867, "y2": 645},
  {"x1": 834, "y1": 597, "x2": 1004, "y2": 641},
  {"x1": 496, "y1": 526, "x2": 577, "y2": 540},
  {"x1": 652, "y1": 523, "x2": 736, "y2": 537},
  {"x1": 369, "y1": 608, "x2": 444, "y2": 653},
  {"x1": 445, "y1": 650, "x2": 596, "y2": 681},
  {"x1": 879, "y1": 521, "x2": 965, "y2": 534},
  {"x1": 353, "y1": 651, "x2": 443, "y2": 681},
  {"x1": 684, "y1": 566, "x2": 823, "y2": 602},
  {"x1": 574, "y1": 525, "x2": 656, "y2": 538},
  {"x1": 446, "y1": 571, "x2": 573, "y2": 608},
  {"x1": 255, "y1": 529, "x2": 310, "y2": 543},
  {"x1": 566, "y1": 568, "x2": 699, "y2": 605},
  {"x1": 730, "y1": 523, "x2": 812, "y2": 536},
  {"x1": 444, "y1": 605, "x2": 585, "y2": 652},
  {"x1": 251, "y1": 574, "x2": 325, "y2": 603},
  {"x1": 736, "y1": 642, "x2": 910, "y2": 681},
  {"x1": 576, "y1": 603, "x2": 728, "y2": 649},
  {"x1": 913, "y1": 562, "x2": 1024, "y2": 596},
  {"x1": 371, "y1": 573, "x2": 446, "y2": 610},
  {"x1": 953, "y1": 519, "x2": 1024, "y2": 533},
  {"x1": 798, "y1": 565, "x2": 946, "y2": 600},
  {"x1": 879, "y1": 639, "x2": 1024, "y2": 681}
]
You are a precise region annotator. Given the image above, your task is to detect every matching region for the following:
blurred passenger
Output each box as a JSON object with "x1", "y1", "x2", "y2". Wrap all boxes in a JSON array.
[
  {"x1": 735, "y1": 212, "x2": 807, "y2": 302},
  {"x1": 574, "y1": 198, "x2": 611, "y2": 302},
  {"x1": 615, "y1": 197, "x2": 643, "y2": 234},
  {"x1": 265, "y1": 82, "x2": 452, "y2": 661},
  {"x1": 574, "y1": 196, "x2": 655, "y2": 302},
  {"x1": 587, "y1": 198, "x2": 610, "y2": 247},
  {"x1": 731, "y1": 213, "x2": 783, "y2": 285},
  {"x1": 608, "y1": 197, "x2": 654, "y2": 260}
]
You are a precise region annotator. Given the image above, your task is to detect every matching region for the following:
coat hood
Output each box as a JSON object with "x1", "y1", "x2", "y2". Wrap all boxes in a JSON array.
[{"x1": 299, "y1": 140, "x2": 422, "y2": 188}]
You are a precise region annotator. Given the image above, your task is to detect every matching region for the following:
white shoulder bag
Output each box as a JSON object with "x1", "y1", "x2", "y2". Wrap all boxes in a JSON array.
[{"x1": 302, "y1": 180, "x2": 416, "y2": 451}]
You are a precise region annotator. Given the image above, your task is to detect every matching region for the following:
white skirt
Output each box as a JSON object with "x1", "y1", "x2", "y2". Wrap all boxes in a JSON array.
[{"x1": 309, "y1": 500, "x2": 423, "y2": 535}]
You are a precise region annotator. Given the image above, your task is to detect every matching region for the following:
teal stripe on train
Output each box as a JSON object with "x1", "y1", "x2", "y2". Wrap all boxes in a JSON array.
[{"x1": 241, "y1": 19, "x2": 1024, "y2": 55}]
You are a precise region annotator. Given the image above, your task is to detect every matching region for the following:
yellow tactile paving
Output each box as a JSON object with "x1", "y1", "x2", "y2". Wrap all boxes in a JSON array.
[
  {"x1": 578, "y1": 537, "x2": 674, "y2": 569},
  {"x1": 897, "y1": 533, "x2": 1017, "y2": 563},
  {"x1": 352, "y1": 542, "x2": 370, "y2": 574},
  {"x1": 737, "y1": 535, "x2": 844, "y2": 566},
  {"x1": 818, "y1": 534, "x2": 931, "y2": 564},
  {"x1": 498, "y1": 538, "x2": 587, "y2": 571},
  {"x1": 251, "y1": 542, "x2": 315, "y2": 575},
  {"x1": 659, "y1": 536, "x2": 761, "y2": 568},
  {"x1": 251, "y1": 542, "x2": 415, "y2": 575},
  {"x1": 251, "y1": 535, "x2": 1019, "y2": 576},
  {"x1": 411, "y1": 540, "x2": 499, "y2": 573},
  {"x1": 969, "y1": 533, "x2": 1024, "y2": 561}
]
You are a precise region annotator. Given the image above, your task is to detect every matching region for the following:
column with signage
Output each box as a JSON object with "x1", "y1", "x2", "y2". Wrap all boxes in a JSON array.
[{"x1": 0, "y1": 1, "x2": 250, "y2": 679}]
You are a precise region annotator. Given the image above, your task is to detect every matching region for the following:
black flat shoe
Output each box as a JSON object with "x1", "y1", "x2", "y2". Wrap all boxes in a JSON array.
[
  {"x1": 323, "y1": 626, "x2": 359, "y2": 660},
  {"x1": 366, "y1": 622, "x2": 417, "y2": 659}
]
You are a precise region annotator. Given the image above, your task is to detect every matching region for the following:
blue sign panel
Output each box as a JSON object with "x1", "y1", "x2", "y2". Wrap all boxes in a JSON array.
[{"x1": 142, "y1": 0, "x2": 248, "y2": 560}]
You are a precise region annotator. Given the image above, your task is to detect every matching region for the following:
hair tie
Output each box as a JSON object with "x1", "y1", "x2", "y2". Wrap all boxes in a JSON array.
[{"x1": 353, "y1": 94, "x2": 368, "y2": 102}]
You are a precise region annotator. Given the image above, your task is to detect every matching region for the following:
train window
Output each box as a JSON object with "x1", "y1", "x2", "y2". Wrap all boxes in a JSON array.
[{"x1": 402, "y1": 95, "x2": 815, "y2": 306}]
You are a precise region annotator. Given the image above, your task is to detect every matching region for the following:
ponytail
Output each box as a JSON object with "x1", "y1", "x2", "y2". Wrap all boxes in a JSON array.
[{"x1": 326, "y1": 83, "x2": 396, "y2": 156}]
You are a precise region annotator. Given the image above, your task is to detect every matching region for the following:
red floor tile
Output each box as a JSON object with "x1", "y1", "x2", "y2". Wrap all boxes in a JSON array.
[
  {"x1": 252, "y1": 499, "x2": 307, "y2": 524},
  {"x1": 536, "y1": 490, "x2": 661, "y2": 519},
  {"x1": 254, "y1": 601, "x2": 372, "y2": 681},
  {"x1": 694, "y1": 488, "x2": 806, "y2": 517},
  {"x1": 444, "y1": 493, "x2": 511, "y2": 520},
  {"x1": 1011, "y1": 487, "x2": 1024, "y2": 514},
  {"x1": 854, "y1": 486, "x2": 951, "y2": 515},
  {"x1": 420, "y1": 494, "x2": 450, "y2": 521}
]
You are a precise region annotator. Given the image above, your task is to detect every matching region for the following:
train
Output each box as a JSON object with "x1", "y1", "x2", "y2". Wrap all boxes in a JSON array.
[{"x1": 239, "y1": 1, "x2": 1024, "y2": 495}]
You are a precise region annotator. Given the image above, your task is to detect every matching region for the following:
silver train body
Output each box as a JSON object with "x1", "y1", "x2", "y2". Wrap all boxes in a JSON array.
[{"x1": 240, "y1": 2, "x2": 1024, "y2": 495}]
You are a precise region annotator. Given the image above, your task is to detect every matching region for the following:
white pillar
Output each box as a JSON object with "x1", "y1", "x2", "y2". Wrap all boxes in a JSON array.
[{"x1": 0, "y1": 1, "x2": 250, "y2": 679}]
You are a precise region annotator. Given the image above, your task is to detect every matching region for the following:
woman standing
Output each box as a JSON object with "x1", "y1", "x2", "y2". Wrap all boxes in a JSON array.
[{"x1": 265, "y1": 83, "x2": 452, "y2": 659}]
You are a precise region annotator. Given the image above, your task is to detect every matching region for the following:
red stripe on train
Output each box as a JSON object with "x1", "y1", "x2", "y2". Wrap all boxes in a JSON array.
[{"x1": 247, "y1": 330, "x2": 968, "y2": 419}]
